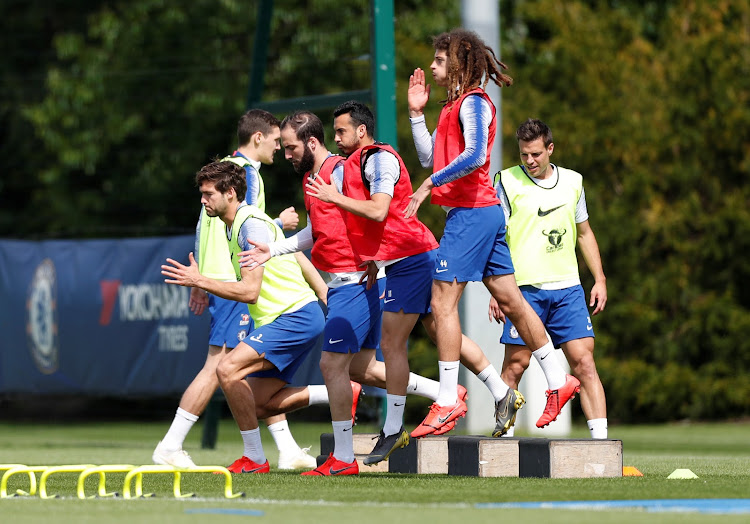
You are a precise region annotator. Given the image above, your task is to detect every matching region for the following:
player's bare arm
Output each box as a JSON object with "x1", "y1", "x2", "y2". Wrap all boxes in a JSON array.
[
  {"x1": 404, "y1": 176, "x2": 434, "y2": 219},
  {"x1": 163, "y1": 252, "x2": 264, "y2": 304},
  {"x1": 577, "y1": 220, "x2": 607, "y2": 315},
  {"x1": 306, "y1": 175, "x2": 391, "y2": 222}
]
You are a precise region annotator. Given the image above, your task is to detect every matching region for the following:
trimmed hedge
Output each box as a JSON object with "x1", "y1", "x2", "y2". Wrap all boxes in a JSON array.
[{"x1": 594, "y1": 357, "x2": 750, "y2": 423}]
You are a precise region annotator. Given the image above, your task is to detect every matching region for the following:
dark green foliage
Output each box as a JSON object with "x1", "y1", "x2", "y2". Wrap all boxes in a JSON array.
[
  {"x1": 500, "y1": 0, "x2": 750, "y2": 421},
  {"x1": 597, "y1": 356, "x2": 750, "y2": 422}
]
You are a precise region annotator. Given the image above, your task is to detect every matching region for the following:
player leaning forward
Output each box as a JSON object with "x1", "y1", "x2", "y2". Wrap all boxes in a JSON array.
[
  {"x1": 153, "y1": 109, "x2": 316, "y2": 471},
  {"x1": 162, "y1": 161, "x2": 324, "y2": 473},
  {"x1": 406, "y1": 28, "x2": 580, "y2": 436}
]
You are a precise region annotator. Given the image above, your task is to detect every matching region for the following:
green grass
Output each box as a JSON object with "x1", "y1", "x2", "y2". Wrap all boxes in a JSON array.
[{"x1": 1, "y1": 420, "x2": 749, "y2": 523}]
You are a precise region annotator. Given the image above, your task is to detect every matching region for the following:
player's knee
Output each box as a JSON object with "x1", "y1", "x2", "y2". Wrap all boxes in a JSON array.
[
  {"x1": 215, "y1": 359, "x2": 241, "y2": 385},
  {"x1": 379, "y1": 338, "x2": 402, "y2": 359},
  {"x1": 504, "y1": 359, "x2": 528, "y2": 384},
  {"x1": 429, "y1": 295, "x2": 454, "y2": 317},
  {"x1": 320, "y1": 364, "x2": 338, "y2": 385},
  {"x1": 255, "y1": 404, "x2": 273, "y2": 419},
  {"x1": 572, "y1": 355, "x2": 598, "y2": 382},
  {"x1": 318, "y1": 353, "x2": 342, "y2": 381},
  {"x1": 500, "y1": 298, "x2": 526, "y2": 321},
  {"x1": 215, "y1": 361, "x2": 229, "y2": 384}
]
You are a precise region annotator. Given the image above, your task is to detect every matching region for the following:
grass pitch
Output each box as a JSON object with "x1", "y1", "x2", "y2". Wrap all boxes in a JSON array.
[{"x1": 0, "y1": 419, "x2": 748, "y2": 523}]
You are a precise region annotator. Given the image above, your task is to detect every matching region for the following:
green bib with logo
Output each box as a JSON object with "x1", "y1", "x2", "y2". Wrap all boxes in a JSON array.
[{"x1": 499, "y1": 165, "x2": 582, "y2": 285}]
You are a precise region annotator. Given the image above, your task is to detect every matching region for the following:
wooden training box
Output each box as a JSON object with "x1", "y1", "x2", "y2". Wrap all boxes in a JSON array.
[
  {"x1": 387, "y1": 435, "x2": 449, "y2": 474},
  {"x1": 319, "y1": 433, "x2": 450, "y2": 474},
  {"x1": 518, "y1": 438, "x2": 623, "y2": 478},
  {"x1": 447, "y1": 436, "x2": 520, "y2": 477},
  {"x1": 319, "y1": 435, "x2": 623, "y2": 478},
  {"x1": 319, "y1": 433, "x2": 388, "y2": 472}
]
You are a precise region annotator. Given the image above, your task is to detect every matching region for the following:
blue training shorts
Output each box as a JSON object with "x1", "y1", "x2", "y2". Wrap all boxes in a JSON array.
[
  {"x1": 208, "y1": 295, "x2": 253, "y2": 349},
  {"x1": 245, "y1": 301, "x2": 325, "y2": 383},
  {"x1": 323, "y1": 277, "x2": 385, "y2": 354},
  {"x1": 433, "y1": 205, "x2": 514, "y2": 283},
  {"x1": 383, "y1": 249, "x2": 435, "y2": 315},
  {"x1": 500, "y1": 285, "x2": 594, "y2": 347}
]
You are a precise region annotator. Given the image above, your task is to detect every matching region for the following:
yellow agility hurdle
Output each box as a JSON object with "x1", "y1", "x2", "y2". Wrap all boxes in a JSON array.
[
  {"x1": 1, "y1": 465, "x2": 30, "y2": 498},
  {"x1": 1, "y1": 465, "x2": 47, "y2": 498},
  {"x1": 76, "y1": 465, "x2": 136, "y2": 499},
  {"x1": 38, "y1": 465, "x2": 95, "y2": 499},
  {"x1": 122, "y1": 465, "x2": 244, "y2": 499}
]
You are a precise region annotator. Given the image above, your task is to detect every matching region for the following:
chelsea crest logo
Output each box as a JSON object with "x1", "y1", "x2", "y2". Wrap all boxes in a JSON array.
[{"x1": 26, "y1": 259, "x2": 59, "y2": 374}]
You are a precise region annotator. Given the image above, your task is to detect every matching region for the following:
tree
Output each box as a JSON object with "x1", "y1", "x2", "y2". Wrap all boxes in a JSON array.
[
  {"x1": 0, "y1": 0, "x2": 106, "y2": 237},
  {"x1": 500, "y1": 0, "x2": 750, "y2": 419},
  {"x1": 11, "y1": 0, "x2": 461, "y2": 238}
]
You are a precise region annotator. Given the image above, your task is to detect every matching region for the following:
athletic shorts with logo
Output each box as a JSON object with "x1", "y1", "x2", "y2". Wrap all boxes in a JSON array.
[
  {"x1": 323, "y1": 277, "x2": 386, "y2": 354},
  {"x1": 500, "y1": 285, "x2": 594, "y2": 347},
  {"x1": 383, "y1": 249, "x2": 435, "y2": 315},
  {"x1": 433, "y1": 205, "x2": 514, "y2": 282},
  {"x1": 208, "y1": 295, "x2": 254, "y2": 348},
  {"x1": 245, "y1": 301, "x2": 325, "y2": 383}
]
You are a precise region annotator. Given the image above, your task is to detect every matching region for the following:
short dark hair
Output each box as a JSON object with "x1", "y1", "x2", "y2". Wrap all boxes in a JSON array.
[
  {"x1": 237, "y1": 109, "x2": 281, "y2": 146},
  {"x1": 516, "y1": 118, "x2": 553, "y2": 147},
  {"x1": 333, "y1": 100, "x2": 374, "y2": 138},
  {"x1": 195, "y1": 160, "x2": 247, "y2": 202},
  {"x1": 280, "y1": 111, "x2": 325, "y2": 143}
]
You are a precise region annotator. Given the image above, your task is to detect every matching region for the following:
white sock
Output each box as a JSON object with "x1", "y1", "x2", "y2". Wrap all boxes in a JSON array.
[
  {"x1": 307, "y1": 385, "x2": 329, "y2": 406},
  {"x1": 240, "y1": 428, "x2": 266, "y2": 464},
  {"x1": 502, "y1": 425, "x2": 516, "y2": 437},
  {"x1": 588, "y1": 418, "x2": 608, "y2": 439},
  {"x1": 161, "y1": 407, "x2": 198, "y2": 450},
  {"x1": 383, "y1": 394, "x2": 407, "y2": 436},
  {"x1": 476, "y1": 364, "x2": 510, "y2": 402},
  {"x1": 407, "y1": 372, "x2": 440, "y2": 400},
  {"x1": 532, "y1": 342, "x2": 566, "y2": 390},
  {"x1": 332, "y1": 420, "x2": 355, "y2": 463},
  {"x1": 435, "y1": 361, "x2": 460, "y2": 406},
  {"x1": 267, "y1": 420, "x2": 300, "y2": 454}
]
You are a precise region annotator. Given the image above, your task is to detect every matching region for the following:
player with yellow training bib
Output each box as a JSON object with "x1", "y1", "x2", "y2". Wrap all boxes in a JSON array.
[
  {"x1": 162, "y1": 160, "x2": 325, "y2": 473},
  {"x1": 492, "y1": 118, "x2": 608, "y2": 438}
]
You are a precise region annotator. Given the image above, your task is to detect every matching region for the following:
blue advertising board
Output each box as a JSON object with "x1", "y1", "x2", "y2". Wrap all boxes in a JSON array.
[
  {"x1": 0, "y1": 236, "x2": 210, "y2": 394},
  {"x1": 0, "y1": 236, "x2": 324, "y2": 395}
]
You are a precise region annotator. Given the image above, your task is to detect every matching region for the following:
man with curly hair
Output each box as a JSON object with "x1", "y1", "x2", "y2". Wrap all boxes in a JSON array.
[{"x1": 406, "y1": 29, "x2": 580, "y2": 437}]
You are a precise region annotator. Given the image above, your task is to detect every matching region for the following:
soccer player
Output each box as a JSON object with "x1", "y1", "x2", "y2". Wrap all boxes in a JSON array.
[
  {"x1": 162, "y1": 160, "x2": 326, "y2": 473},
  {"x1": 304, "y1": 102, "x2": 520, "y2": 465},
  {"x1": 152, "y1": 109, "x2": 319, "y2": 470},
  {"x1": 491, "y1": 119, "x2": 608, "y2": 437},
  {"x1": 239, "y1": 110, "x2": 450, "y2": 475},
  {"x1": 305, "y1": 101, "x2": 441, "y2": 464},
  {"x1": 406, "y1": 28, "x2": 580, "y2": 436}
]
